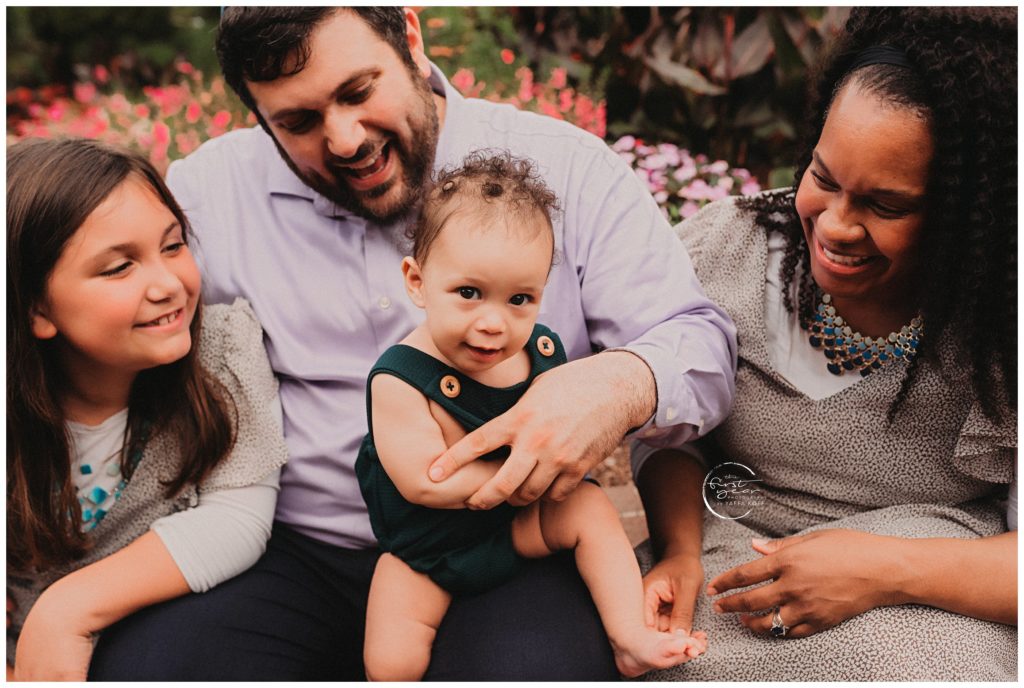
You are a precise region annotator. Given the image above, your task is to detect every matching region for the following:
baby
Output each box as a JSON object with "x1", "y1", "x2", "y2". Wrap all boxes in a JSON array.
[{"x1": 355, "y1": 151, "x2": 706, "y2": 680}]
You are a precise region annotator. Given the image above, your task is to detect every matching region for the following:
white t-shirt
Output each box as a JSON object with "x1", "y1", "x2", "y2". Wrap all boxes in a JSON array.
[{"x1": 69, "y1": 409, "x2": 280, "y2": 592}]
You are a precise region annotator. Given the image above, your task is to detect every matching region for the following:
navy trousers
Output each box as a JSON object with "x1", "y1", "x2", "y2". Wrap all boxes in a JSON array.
[{"x1": 88, "y1": 522, "x2": 619, "y2": 680}]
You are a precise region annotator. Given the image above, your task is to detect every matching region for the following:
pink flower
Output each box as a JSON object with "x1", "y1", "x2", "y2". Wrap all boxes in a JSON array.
[
  {"x1": 679, "y1": 178, "x2": 713, "y2": 201},
  {"x1": 640, "y1": 153, "x2": 669, "y2": 171},
  {"x1": 680, "y1": 201, "x2": 701, "y2": 218},
  {"x1": 186, "y1": 101, "x2": 202, "y2": 124},
  {"x1": 176, "y1": 131, "x2": 200, "y2": 156},
  {"x1": 741, "y1": 180, "x2": 762, "y2": 196},
  {"x1": 653, "y1": 190, "x2": 669, "y2": 204},
  {"x1": 539, "y1": 101, "x2": 561, "y2": 119},
  {"x1": 672, "y1": 163, "x2": 697, "y2": 183},
  {"x1": 451, "y1": 68, "x2": 476, "y2": 94},
  {"x1": 716, "y1": 176, "x2": 735, "y2": 191},
  {"x1": 212, "y1": 110, "x2": 232, "y2": 129},
  {"x1": 549, "y1": 67, "x2": 567, "y2": 90},
  {"x1": 46, "y1": 103, "x2": 65, "y2": 121},
  {"x1": 73, "y1": 82, "x2": 97, "y2": 104},
  {"x1": 153, "y1": 121, "x2": 170, "y2": 145},
  {"x1": 176, "y1": 61, "x2": 195, "y2": 75},
  {"x1": 500, "y1": 49, "x2": 515, "y2": 65},
  {"x1": 612, "y1": 135, "x2": 636, "y2": 153},
  {"x1": 134, "y1": 103, "x2": 151, "y2": 119},
  {"x1": 516, "y1": 67, "x2": 534, "y2": 103},
  {"x1": 93, "y1": 65, "x2": 110, "y2": 84},
  {"x1": 558, "y1": 90, "x2": 573, "y2": 113},
  {"x1": 707, "y1": 185, "x2": 729, "y2": 201},
  {"x1": 108, "y1": 93, "x2": 130, "y2": 114}
]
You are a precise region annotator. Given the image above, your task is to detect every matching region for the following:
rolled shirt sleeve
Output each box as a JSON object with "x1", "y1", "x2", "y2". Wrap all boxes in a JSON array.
[{"x1": 569, "y1": 147, "x2": 738, "y2": 447}]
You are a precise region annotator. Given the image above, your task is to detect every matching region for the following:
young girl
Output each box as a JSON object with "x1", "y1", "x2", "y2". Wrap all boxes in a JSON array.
[
  {"x1": 6, "y1": 138, "x2": 289, "y2": 680},
  {"x1": 355, "y1": 152, "x2": 707, "y2": 680}
]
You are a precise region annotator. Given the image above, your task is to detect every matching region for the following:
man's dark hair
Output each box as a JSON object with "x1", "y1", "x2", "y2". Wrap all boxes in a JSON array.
[
  {"x1": 216, "y1": 7, "x2": 414, "y2": 121},
  {"x1": 739, "y1": 7, "x2": 1017, "y2": 422}
]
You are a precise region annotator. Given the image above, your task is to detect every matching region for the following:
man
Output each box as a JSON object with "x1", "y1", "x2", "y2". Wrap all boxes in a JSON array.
[{"x1": 89, "y1": 7, "x2": 736, "y2": 680}]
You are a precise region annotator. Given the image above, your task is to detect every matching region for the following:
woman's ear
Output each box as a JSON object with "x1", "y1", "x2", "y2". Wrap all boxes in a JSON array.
[
  {"x1": 402, "y1": 256, "x2": 426, "y2": 308},
  {"x1": 30, "y1": 305, "x2": 58, "y2": 340}
]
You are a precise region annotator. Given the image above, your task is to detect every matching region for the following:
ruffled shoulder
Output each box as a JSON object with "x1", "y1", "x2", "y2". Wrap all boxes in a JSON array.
[
  {"x1": 952, "y1": 383, "x2": 1016, "y2": 484},
  {"x1": 674, "y1": 194, "x2": 765, "y2": 281},
  {"x1": 197, "y1": 298, "x2": 289, "y2": 490}
]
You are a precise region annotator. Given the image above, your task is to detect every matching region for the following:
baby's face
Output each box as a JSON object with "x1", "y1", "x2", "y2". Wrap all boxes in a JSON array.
[{"x1": 406, "y1": 211, "x2": 553, "y2": 375}]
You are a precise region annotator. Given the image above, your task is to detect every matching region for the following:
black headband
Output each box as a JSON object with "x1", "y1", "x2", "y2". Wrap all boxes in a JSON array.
[{"x1": 848, "y1": 45, "x2": 914, "y2": 72}]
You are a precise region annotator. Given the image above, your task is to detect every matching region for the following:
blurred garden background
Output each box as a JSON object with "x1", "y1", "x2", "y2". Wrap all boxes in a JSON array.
[{"x1": 7, "y1": 6, "x2": 851, "y2": 223}]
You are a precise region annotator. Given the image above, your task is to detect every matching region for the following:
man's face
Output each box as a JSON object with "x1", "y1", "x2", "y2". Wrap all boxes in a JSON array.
[{"x1": 248, "y1": 10, "x2": 440, "y2": 224}]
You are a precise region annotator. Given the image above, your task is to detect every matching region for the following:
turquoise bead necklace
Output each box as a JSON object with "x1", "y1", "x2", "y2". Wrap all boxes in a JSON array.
[{"x1": 804, "y1": 293, "x2": 923, "y2": 377}]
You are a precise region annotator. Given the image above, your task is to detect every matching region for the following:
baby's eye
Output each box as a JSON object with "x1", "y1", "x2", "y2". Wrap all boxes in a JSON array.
[
  {"x1": 509, "y1": 294, "x2": 532, "y2": 306},
  {"x1": 458, "y1": 287, "x2": 481, "y2": 300}
]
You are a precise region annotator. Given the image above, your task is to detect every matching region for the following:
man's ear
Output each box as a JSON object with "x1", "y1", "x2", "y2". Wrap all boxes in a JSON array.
[
  {"x1": 30, "y1": 305, "x2": 58, "y2": 340},
  {"x1": 402, "y1": 256, "x2": 426, "y2": 308},
  {"x1": 402, "y1": 7, "x2": 432, "y2": 79}
]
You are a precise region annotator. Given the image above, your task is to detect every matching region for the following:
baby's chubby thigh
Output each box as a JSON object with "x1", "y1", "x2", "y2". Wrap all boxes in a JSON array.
[
  {"x1": 511, "y1": 480, "x2": 621, "y2": 558},
  {"x1": 363, "y1": 553, "x2": 452, "y2": 682}
]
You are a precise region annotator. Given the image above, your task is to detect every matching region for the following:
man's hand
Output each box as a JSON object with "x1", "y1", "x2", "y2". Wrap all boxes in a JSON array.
[{"x1": 428, "y1": 351, "x2": 655, "y2": 508}]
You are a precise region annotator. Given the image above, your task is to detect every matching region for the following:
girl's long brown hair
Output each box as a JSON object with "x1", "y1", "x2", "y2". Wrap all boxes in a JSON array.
[{"x1": 7, "y1": 138, "x2": 237, "y2": 572}]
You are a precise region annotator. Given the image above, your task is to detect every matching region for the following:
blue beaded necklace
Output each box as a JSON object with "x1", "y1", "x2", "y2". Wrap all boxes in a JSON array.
[{"x1": 804, "y1": 293, "x2": 922, "y2": 377}]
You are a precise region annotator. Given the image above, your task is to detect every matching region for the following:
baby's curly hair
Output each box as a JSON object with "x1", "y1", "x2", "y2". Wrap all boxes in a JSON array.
[
  {"x1": 409, "y1": 150, "x2": 561, "y2": 265},
  {"x1": 740, "y1": 7, "x2": 1016, "y2": 422}
]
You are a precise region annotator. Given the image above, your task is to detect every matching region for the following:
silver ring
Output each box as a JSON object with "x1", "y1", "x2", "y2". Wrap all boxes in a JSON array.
[{"x1": 770, "y1": 608, "x2": 789, "y2": 637}]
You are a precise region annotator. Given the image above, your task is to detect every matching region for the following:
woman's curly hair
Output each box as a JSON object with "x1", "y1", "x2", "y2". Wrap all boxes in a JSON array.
[
  {"x1": 409, "y1": 150, "x2": 561, "y2": 265},
  {"x1": 740, "y1": 7, "x2": 1016, "y2": 422}
]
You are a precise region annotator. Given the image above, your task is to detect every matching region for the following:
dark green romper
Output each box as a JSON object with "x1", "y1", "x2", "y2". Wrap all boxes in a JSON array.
[{"x1": 355, "y1": 324, "x2": 567, "y2": 595}]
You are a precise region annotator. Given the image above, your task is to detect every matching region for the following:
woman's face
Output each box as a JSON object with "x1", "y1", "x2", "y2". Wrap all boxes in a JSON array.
[{"x1": 795, "y1": 82, "x2": 932, "y2": 312}]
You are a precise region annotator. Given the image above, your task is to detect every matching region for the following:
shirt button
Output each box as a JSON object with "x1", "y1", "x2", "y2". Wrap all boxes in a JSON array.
[
  {"x1": 378, "y1": 296, "x2": 392, "y2": 310},
  {"x1": 665, "y1": 406, "x2": 677, "y2": 422}
]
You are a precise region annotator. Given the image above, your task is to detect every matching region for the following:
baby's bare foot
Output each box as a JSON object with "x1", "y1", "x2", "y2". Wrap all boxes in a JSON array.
[{"x1": 612, "y1": 627, "x2": 706, "y2": 678}]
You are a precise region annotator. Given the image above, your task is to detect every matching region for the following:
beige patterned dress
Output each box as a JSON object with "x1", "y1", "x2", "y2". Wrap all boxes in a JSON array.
[{"x1": 638, "y1": 196, "x2": 1016, "y2": 681}]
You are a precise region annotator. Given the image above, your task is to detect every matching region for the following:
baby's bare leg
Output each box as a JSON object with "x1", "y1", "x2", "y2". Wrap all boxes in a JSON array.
[
  {"x1": 364, "y1": 553, "x2": 451, "y2": 681},
  {"x1": 512, "y1": 482, "x2": 705, "y2": 678}
]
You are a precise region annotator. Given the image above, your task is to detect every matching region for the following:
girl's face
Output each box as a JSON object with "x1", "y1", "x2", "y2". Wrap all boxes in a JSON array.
[
  {"x1": 31, "y1": 178, "x2": 201, "y2": 384},
  {"x1": 795, "y1": 83, "x2": 932, "y2": 311},
  {"x1": 402, "y1": 210, "x2": 553, "y2": 375}
]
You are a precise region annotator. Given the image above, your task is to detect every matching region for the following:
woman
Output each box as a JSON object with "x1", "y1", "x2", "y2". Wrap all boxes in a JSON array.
[{"x1": 634, "y1": 7, "x2": 1016, "y2": 681}]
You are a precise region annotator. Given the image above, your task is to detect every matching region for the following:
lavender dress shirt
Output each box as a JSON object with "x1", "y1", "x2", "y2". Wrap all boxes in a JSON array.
[{"x1": 166, "y1": 66, "x2": 737, "y2": 549}]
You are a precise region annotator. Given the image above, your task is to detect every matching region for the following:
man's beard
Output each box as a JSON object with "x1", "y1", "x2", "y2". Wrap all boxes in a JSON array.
[{"x1": 273, "y1": 72, "x2": 439, "y2": 226}]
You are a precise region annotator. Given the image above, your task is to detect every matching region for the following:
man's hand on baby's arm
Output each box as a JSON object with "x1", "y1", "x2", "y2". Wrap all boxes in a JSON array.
[{"x1": 428, "y1": 351, "x2": 656, "y2": 509}]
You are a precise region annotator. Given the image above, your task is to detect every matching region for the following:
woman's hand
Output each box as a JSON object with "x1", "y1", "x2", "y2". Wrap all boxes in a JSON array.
[
  {"x1": 644, "y1": 552, "x2": 706, "y2": 635},
  {"x1": 706, "y1": 529, "x2": 901, "y2": 638},
  {"x1": 13, "y1": 586, "x2": 94, "y2": 681}
]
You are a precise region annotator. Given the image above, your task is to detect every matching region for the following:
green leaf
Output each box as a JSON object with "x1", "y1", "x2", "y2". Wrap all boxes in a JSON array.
[
  {"x1": 768, "y1": 166, "x2": 797, "y2": 189},
  {"x1": 724, "y1": 13, "x2": 774, "y2": 80},
  {"x1": 644, "y1": 54, "x2": 726, "y2": 95}
]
